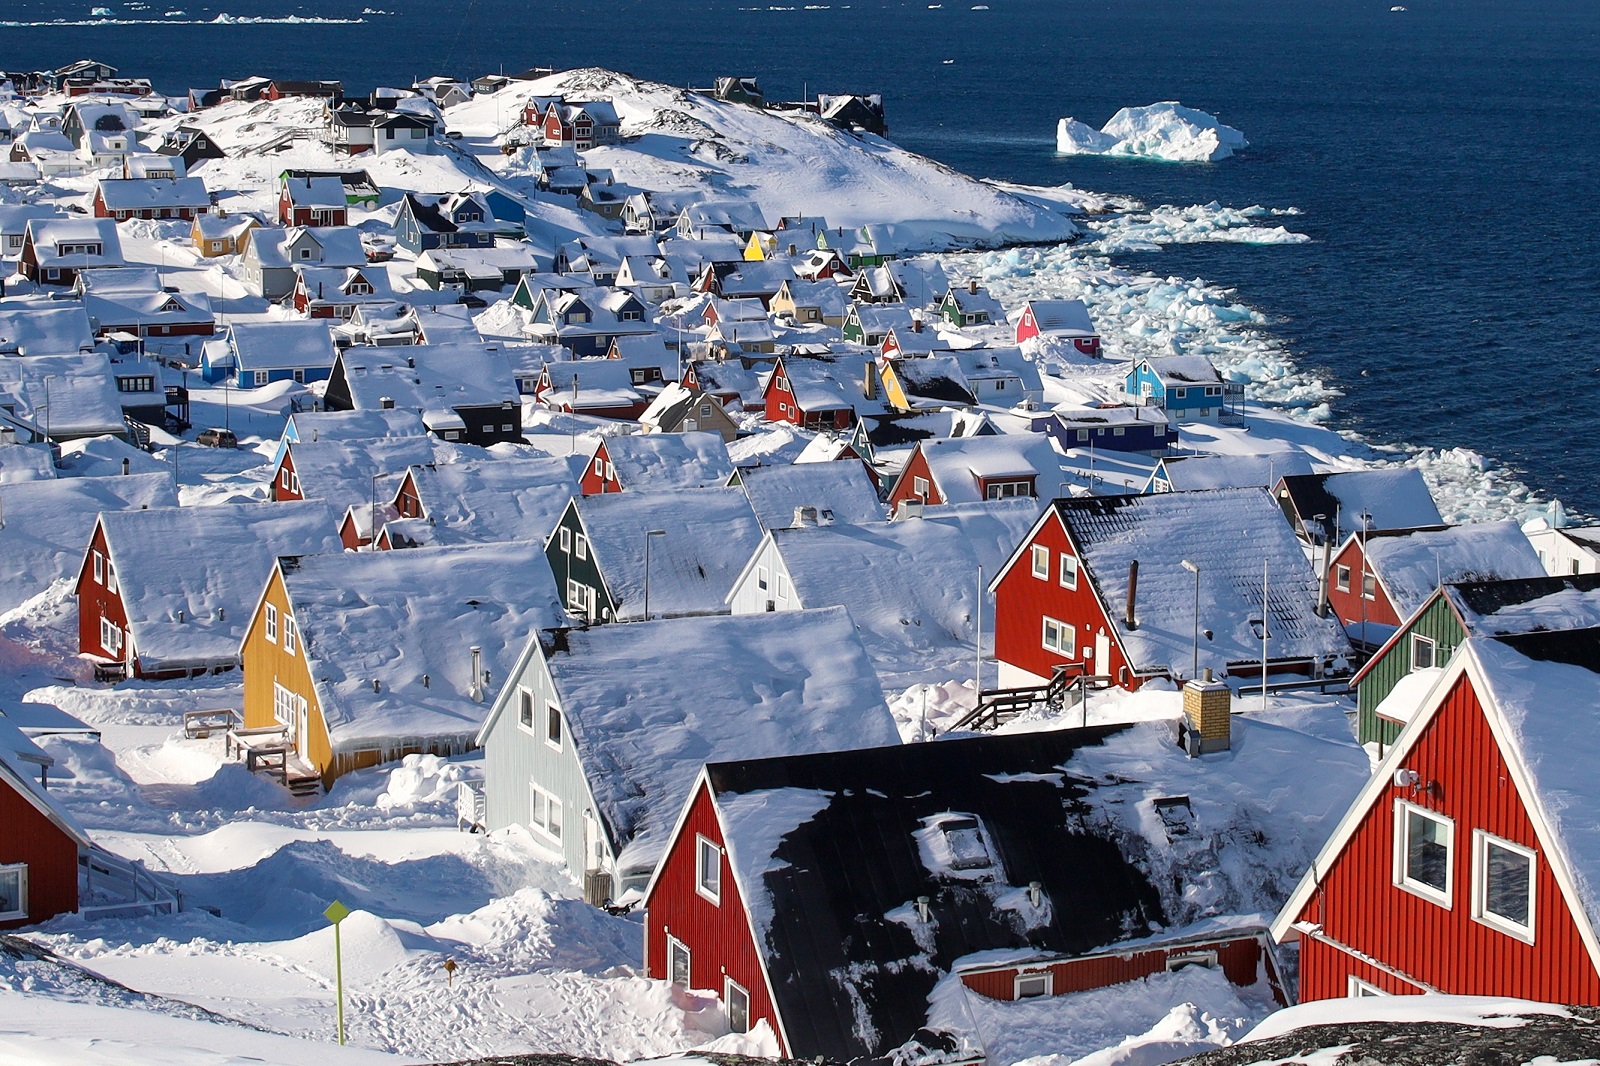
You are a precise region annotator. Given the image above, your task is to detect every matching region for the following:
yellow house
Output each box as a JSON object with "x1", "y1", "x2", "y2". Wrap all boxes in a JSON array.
[
  {"x1": 191, "y1": 213, "x2": 259, "y2": 258},
  {"x1": 239, "y1": 543, "x2": 566, "y2": 788},
  {"x1": 742, "y1": 231, "x2": 772, "y2": 261}
]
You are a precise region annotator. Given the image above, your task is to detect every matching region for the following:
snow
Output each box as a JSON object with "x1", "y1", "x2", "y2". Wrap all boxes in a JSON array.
[
  {"x1": 1057, "y1": 104, "x2": 1250, "y2": 163},
  {"x1": 716, "y1": 786, "x2": 835, "y2": 950},
  {"x1": 1239, "y1": 994, "x2": 1570, "y2": 1042},
  {"x1": 1370, "y1": 666, "x2": 1444, "y2": 727},
  {"x1": 1361, "y1": 520, "x2": 1546, "y2": 618}
]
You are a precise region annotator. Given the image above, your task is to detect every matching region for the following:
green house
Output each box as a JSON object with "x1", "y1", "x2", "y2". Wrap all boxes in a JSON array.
[{"x1": 1352, "y1": 574, "x2": 1600, "y2": 748}]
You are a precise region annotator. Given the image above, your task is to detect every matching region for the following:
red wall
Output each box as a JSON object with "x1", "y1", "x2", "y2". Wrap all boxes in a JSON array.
[
  {"x1": 1326, "y1": 538, "x2": 1401, "y2": 631},
  {"x1": 580, "y1": 442, "x2": 621, "y2": 495},
  {"x1": 886, "y1": 447, "x2": 943, "y2": 508},
  {"x1": 764, "y1": 367, "x2": 801, "y2": 427},
  {"x1": 961, "y1": 936, "x2": 1277, "y2": 1002},
  {"x1": 644, "y1": 781, "x2": 785, "y2": 1053},
  {"x1": 273, "y1": 453, "x2": 304, "y2": 501},
  {"x1": 1016, "y1": 308, "x2": 1040, "y2": 344},
  {"x1": 992, "y1": 514, "x2": 1140, "y2": 689},
  {"x1": 1291, "y1": 672, "x2": 1600, "y2": 1004},
  {"x1": 0, "y1": 782, "x2": 80, "y2": 929},
  {"x1": 74, "y1": 524, "x2": 128, "y2": 663}
]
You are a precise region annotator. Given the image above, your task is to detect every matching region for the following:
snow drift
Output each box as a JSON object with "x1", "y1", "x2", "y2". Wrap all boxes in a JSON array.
[{"x1": 1057, "y1": 103, "x2": 1249, "y2": 162}]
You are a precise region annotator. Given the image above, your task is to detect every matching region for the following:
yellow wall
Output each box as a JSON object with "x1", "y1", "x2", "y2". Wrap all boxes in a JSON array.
[{"x1": 241, "y1": 568, "x2": 333, "y2": 776}]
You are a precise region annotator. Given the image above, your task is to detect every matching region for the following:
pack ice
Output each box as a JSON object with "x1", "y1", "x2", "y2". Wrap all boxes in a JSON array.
[{"x1": 1057, "y1": 102, "x2": 1249, "y2": 162}]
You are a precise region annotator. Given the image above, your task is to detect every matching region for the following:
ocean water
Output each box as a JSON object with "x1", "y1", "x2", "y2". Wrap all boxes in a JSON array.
[{"x1": 5, "y1": 0, "x2": 1598, "y2": 511}]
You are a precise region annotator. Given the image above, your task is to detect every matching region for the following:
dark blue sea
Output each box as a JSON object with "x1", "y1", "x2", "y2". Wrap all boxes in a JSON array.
[{"x1": 5, "y1": 0, "x2": 1598, "y2": 511}]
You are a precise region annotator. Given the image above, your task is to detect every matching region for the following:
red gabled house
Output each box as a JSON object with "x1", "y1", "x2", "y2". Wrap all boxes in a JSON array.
[
  {"x1": 0, "y1": 755, "x2": 89, "y2": 930},
  {"x1": 762, "y1": 356, "x2": 859, "y2": 431},
  {"x1": 1272, "y1": 629, "x2": 1600, "y2": 1005},
  {"x1": 271, "y1": 448, "x2": 305, "y2": 500},
  {"x1": 989, "y1": 488, "x2": 1349, "y2": 691},
  {"x1": 278, "y1": 176, "x2": 348, "y2": 227},
  {"x1": 1014, "y1": 298, "x2": 1101, "y2": 356},
  {"x1": 883, "y1": 434, "x2": 1063, "y2": 512}
]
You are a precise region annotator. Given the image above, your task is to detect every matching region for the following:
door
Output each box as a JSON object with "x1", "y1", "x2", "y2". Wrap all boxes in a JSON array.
[
  {"x1": 296, "y1": 696, "x2": 310, "y2": 757},
  {"x1": 1094, "y1": 631, "x2": 1110, "y2": 678}
]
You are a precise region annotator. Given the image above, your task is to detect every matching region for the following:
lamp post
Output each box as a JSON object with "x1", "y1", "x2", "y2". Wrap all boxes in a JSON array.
[
  {"x1": 41, "y1": 374, "x2": 55, "y2": 443},
  {"x1": 1180, "y1": 559, "x2": 1200, "y2": 681},
  {"x1": 643, "y1": 529, "x2": 666, "y2": 621},
  {"x1": 323, "y1": 898, "x2": 351, "y2": 1045}
]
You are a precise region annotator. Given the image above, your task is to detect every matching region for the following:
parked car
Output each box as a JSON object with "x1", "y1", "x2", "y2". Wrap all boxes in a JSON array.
[{"x1": 197, "y1": 427, "x2": 237, "y2": 448}]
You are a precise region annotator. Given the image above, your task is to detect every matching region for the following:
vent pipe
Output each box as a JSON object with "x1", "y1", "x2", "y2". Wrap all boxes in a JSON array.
[
  {"x1": 469, "y1": 645, "x2": 483, "y2": 701},
  {"x1": 121, "y1": 457, "x2": 130, "y2": 475},
  {"x1": 862, "y1": 360, "x2": 877, "y2": 400},
  {"x1": 1125, "y1": 560, "x2": 1139, "y2": 630},
  {"x1": 1027, "y1": 881, "x2": 1042, "y2": 907},
  {"x1": 967, "y1": 278, "x2": 978, "y2": 295},
  {"x1": 915, "y1": 896, "x2": 931, "y2": 922}
]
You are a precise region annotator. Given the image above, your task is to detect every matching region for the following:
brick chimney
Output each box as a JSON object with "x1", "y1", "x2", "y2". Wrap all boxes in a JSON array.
[{"x1": 1182, "y1": 668, "x2": 1232, "y2": 756}]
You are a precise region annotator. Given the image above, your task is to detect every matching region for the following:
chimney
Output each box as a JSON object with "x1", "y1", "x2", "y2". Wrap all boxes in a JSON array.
[
  {"x1": 863, "y1": 360, "x2": 878, "y2": 400},
  {"x1": 1182, "y1": 667, "x2": 1232, "y2": 755},
  {"x1": 787, "y1": 244, "x2": 797, "y2": 257},
  {"x1": 895, "y1": 498, "x2": 924, "y2": 521},
  {"x1": 1125, "y1": 560, "x2": 1139, "y2": 629},
  {"x1": 380, "y1": 396, "x2": 395, "y2": 409},
  {"x1": 121, "y1": 457, "x2": 129, "y2": 475},
  {"x1": 793, "y1": 505, "x2": 818, "y2": 527},
  {"x1": 469, "y1": 645, "x2": 483, "y2": 701},
  {"x1": 967, "y1": 278, "x2": 978, "y2": 295},
  {"x1": 910, "y1": 315, "x2": 923, "y2": 334}
]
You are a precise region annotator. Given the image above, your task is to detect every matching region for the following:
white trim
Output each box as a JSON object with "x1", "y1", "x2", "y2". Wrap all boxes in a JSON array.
[
  {"x1": 666, "y1": 933, "x2": 691, "y2": 987},
  {"x1": 724, "y1": 976, "x2": 750, "y2": 1033},
  {"x1": 1393, "y1": 799, "x2": 1453, "y2": 908},
  {"x1": 695, "y1": 833, "x2": 722, "y2": 905},
  {"x1": 1014, "y1": 969, "x2": 1052, "y2": 999},
  {"x1": 265, "y1": 602, "x2": 278, "y2": 644},
  {"x1": 545, "y1": 703, "x2": 564, "y2": 752},
  {"x1": 528, "y1": 780, "x2": 562, "y2": 844},
  {"x1": 1347, "y1": 975, "x2": 1389, "y2": 997},
  {"x1": 1411, "y1": 633, "x2": 1437, "y2": 672},
  {"x1": 0, "y1": 863, "x2": 27, "y2": 921},
  {"x1": 1030, "y1": 544, "x2": 1050, "y2": 580},
  {"x1": 1059, "y1": 552, "x2": 1078, "y2": 590},
  {"x1": 1472, "y1": 828, "x2": 1536, "y2": 943},
  {"x1": 1042, "y1": 615, "x2": 1075, "y2": 657}
]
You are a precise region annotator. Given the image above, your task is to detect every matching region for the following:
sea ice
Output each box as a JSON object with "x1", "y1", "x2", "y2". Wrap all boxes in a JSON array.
[{"x1": 1057, "y1": 102, "x2": 1249, "y2": 163}]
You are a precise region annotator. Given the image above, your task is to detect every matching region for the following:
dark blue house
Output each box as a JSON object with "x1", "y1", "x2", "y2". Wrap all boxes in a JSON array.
[
  {"x1": 1030, "y1": 405, "x2": 1176, "y2": 455},
  {"x1": 394, "y1": 192, "x2": 506, "y2": 255}
]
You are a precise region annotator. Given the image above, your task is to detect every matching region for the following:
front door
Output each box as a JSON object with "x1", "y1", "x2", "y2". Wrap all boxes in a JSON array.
[
  {"x1": 1095, "y1": 630, "x2": 1110, "y2": 678},
  {"x1": 296, "y1": 697, "x2": 310, "y2": 757}
]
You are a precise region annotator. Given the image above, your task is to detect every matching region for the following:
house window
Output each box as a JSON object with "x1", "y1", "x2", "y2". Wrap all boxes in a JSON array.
[
  {"x1": 283, "y1": 616, "x2": 297, "y2": 656},
  {"x1": 1042, "y1": 616, "x2": 1075, "y2": 656},
  {"x1": 0, "y1": 865, "x2": 27, "y2": 921},
  {"x1": 1395, "y1": 800, "x2": 1453, "y2": 906},
  {"x1": 913, "y1": 476, "x2": 930, "y2": 500},
  {"x1": 1473, "y1": 831, "x2": 1535, "y2": 941},
  {"x1": 1015, "y1": 971, "x2": 1052, "y2": 999},
  {"x1": 1362, "y1": 571, "x2": 1377, "y2": 600},
  {"x1": 105, "y1": 562, "x2": 117, "y2": 593},
  {"x1": 1076, "y1": 430, "x2": 1089, "y2": 442},
  {"x1": 265, "y1": 603, "x2": 278, "y2": 643},
  {"x1": 518, "y1": 687, "x2": 534, "y2": 729},
  {"x1": 116, "y1": 376, "x2": 153, "y2": 393},
  {"x1": 666, "y1": 934, "x2": 691, "y2": 988},
  {"x1": 546, "y1": 704, "x2": 563, "y2": 751},
  {"x1": 93, "y1": 550, "x2": 104, "y2": 583},
  {"x1": 529, "y1": 781, "x2": 562, "y2": 842},
  {"x1": 1031, "y1": 545, "x2": 1050, "y2": 580},
  {"x1": 272, "y1": 681, "x2": 301, "y2": 728},
  {"x1": 254, "y1": 371, "x2": 269, "y2": 386},
  {"x1": 293, "y1": 369, "x2": 305, "y2": 384},
  {"x1": 725, "y1": 978, "x2": 750, "y2": 1034},
  {"x1": 575, "y1": 533, "x2": 588, "y2": 560},
  {"x1": 1348, "y1": 976, "x2": 1389, "y2": 998},
  {"x1": 1060, "y1": 554, "x2": 1078, "y2": 590},
  {"x1": 1173, "y1": 387, "x2": 1187, "y2": 399},
  {"x1": 594, "y1": 458, "x2": 605, "y2": 476},
  {"x1": 566, "y1": 579, "x2": 586, "y2": 612},
  {"x1": 100, "y1": 617, "x2": 123, "y2": 656},
  {"x1": 560, "y1": 527, "x2": 572, "y2": 552},
  {"x1": 1411, "y1": 634, "x2": 1436, "y2": 671},
  {"x1": 696, "y1": 834, "x2": 721, "y2": 904},
  {"x1": 501, "y1": 423, "x2": 514, "y2": 433},
  {"x1": 1335, "y1": 565, "x2": 1351, "y2": 592}
]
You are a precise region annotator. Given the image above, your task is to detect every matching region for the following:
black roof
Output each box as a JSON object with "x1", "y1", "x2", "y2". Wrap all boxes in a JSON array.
[
  {"x1": 1492, "y1": 626, "x2": 1600, "y2": 675},
  {"x1": 1446, "y1": 573, "x2": 1600, "y2": 632},
  {"x1": 706, "y1": 728, "x2": 1169, "y2": 1063}
]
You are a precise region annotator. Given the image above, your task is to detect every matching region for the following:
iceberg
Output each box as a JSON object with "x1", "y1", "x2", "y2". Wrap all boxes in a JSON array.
[{"x1": 1056, "y1": 102, "x2": 1249, "y2": 163}]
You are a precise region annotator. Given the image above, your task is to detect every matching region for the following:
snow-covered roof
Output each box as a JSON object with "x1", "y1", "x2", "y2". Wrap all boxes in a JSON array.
[
  {"x1": 0, "y1": 353, "x2": 126, "y2": 437},
  {"x1": 386, "y1": 455, "x2": 583, "y2": 547},
  {"x1": 246, "y1": 226, "x2": 367, "y2": 271},
  {"x1": 227, "y1": 321, "x2": 337, "y2": 372},
  {"x1": 1276, "y1": 468, "x2": 1443, "y2": 542},
  {"x1": 1047, "y1": 488, "x2": 1352, "y2": 677},
  {"x1": 1443, "y1": 574, "x2": 1600, "y2": 637},
  {"x1": 950, "y1": 346, "x2": 1042, "y2": 392},
  {"x1": 24, "y1": 218, "x2": 125, "y2": 268},
  {"x1": 913, "y1": 433, "x2": 1067, "y2": 504},
  {"x1": 281, "y1": 541, "x2": 565, "y2": 753},
  {"x1": 97, "y1": 500, "x2": 341, "y2": 671},
  {"x1": 1154, "y1": 452, "x2": 1314, "y2": 493},
  {"x1": 573, "y1": 487, "x2": 763, "y2": 621},
  {"x1": 338, "y1": 342, "x2": 518, "y2": 416},
  {"x1": 599, "y1": 431, "x2": 733, "y2": 491},
  {"x1": 773, "y1": 355, "x2": 878, "y2": 416},
  {"x1": 1020, "y1": 298, "x2": 1097, "y2": 336},
  {"x1": 281, "y1": 175, "x2": 347, "y2": 208},
  {"x1": 736, "y1": 460, "x2": 885, "y2": 530},
  {"x1": 0, "y1": 472, "x2": 176, "y2": 615},
  {"x1": 527, "y1": 606, "x2": 896, "y2": 876},
  {"x1": 0, "y1": 303, "x2": 95, "y2": 355},
  {"x1": 1140, "y1": 354, "x2": 1224, "y2": 386},
  {"x1": 95, "y1": 176, "x2": 209, "y2": 210},
  {"x1": 1360, "y1": 521, "x2": 1546, "y2": 618},
  {"x1": 283, "y1": 434, "x2": 456, "y2": 510}
]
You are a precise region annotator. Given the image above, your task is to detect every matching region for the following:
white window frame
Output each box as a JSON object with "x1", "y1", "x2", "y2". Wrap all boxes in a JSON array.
[
  {"x1": 0, "y1": 864, "x2": 27, "y2": 921},
  {"x1": 724, "y1": 977, "x2": 750, "y2": 1033},
  {"x1": 1472, "y1": 829, "x2": 1536, "y2": 942},
  {"x1": 1394, "y1": 799, "x2": 1454, "y2": 908},
  {"x1": 518, "y1": 686, "x2": 535, "y2": 730},
  {"x1": 575, "y1": 532, "x2": 588, "y2": 561},
  {"x1": 1411, "y1": 634, "x2": 1437, "y2": 671},
  {"x1": 100, "y1": 617, "x2": 123, "y2": 656},
  {"x1": 666, "y1": 933, "x2": 691, "y2": 988},
  {"x1": 696, "y1": 834, "x2": 722, "y2": 904},
  {"x1": 282, "y1": 616, "x2": 297, "y2": 656},
  {"x1": 1042, "y1": 615, "x2": 1076, "y2": 656},
  {"x1": 1014, "y1": 970, "x2": 1053, "y2": 999},
  {"x1": 1059, "y1": 553, "x2": 1078, "y2": 590},
  {"x1": 265, "y1": 603, "x2": 278, "y2": 643},
  {"x1": 566, "y1": 579, "x2": 586, "y2": 612},
  {"x1": 106, "y1": 562, "x2": 117, "y2": 593},
  {"x1": 92, "y1": 550, "x2": 104, "y2": 583},
  {"x1": 560, "y1": 527, "x2": 572, "y2": 552},
  {"x1": 1031, "y1": 544, "x2": 1050, "y2": 580},
  {"x1": 272, "y1": 681, "x2": 302, "y2": 729},
  {"x1": 529, "y1": 781, "x2": 562, "y2": 843},
  {"x1": 1362, "y1": 570, "x2": 1377, "y2": 601},
  {"x1": 1335, "y1": 564, "x2": 1351, "y2": 592},
  {"x1": 1347, "y1": 975, "x2": 1389, "y2": 997},
  {"x1": 913, "y1": 475, "x2": 930, "y2": 500},
  {"x1": 545, "y1": 703, "x2": 563, "y2": 751}
]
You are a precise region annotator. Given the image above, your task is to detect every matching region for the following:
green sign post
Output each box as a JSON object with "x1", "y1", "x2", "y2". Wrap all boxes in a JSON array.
[{"x1": 324, "y1": 899, "x2": 351, "y2": 1045}]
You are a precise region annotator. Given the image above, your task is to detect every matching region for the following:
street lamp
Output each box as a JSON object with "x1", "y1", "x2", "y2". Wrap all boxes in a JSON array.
[
  {"x1": 1180, "y1": 559, "x2": 1200, "y2": 681},
  {"x1": 642, "y1": 529, "x2": 666, "y2": 621},
  {"x1": 41, "y1": 374, "x2": 55, "y2": 443}
]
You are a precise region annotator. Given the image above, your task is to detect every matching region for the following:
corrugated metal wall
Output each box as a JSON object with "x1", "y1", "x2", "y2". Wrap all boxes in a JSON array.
[
  {"x1": 1355, "y1": 598, "x2": 1464, "y2": 746},
  {"x1": 960, "y1": 936, "x2": 1274, "y2": 1002}
]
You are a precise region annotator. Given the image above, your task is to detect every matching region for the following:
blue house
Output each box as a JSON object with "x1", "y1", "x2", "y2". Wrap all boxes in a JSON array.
[
  {"x1": 393, "y1": 192, "x2": 508, "y2": 255},
  {"x1": 1030, "y1": 405, "x2": 1176, "y2": 455},
  {"x1": 201, "y1": 321, "x2": 337, "y2": 388},
  {"x1": 1122, "y1": 355, "x2": 1243, "y2": 425}
]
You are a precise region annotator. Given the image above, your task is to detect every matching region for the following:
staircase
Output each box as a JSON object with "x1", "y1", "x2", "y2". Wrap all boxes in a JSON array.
[{"x1": 953, "y1": 665, "x2": 1082, "y2": 732}]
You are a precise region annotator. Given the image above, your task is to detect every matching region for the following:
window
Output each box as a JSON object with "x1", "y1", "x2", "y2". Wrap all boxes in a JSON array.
[
  {"x1": 105, "y1": 562, "x2": 117, "y2": 593},
  {"x1": 1060, "y1": 554, "x2": 1078, "y2": 590},
  {"x1": 1113, "y1": 427, "x2": 1125, "y2": 437},
  {"x1": 913, "y1": 476, "x2": 930, "y2": 500},
  {"x1": 1335, "y1": 565, "x2": 1351, "y2": 592},
  {"x1": 1473, "y1": 831, "x2": 1535, "y2": 940},
  {"x1": 1362, "y1": 570, "x2": 1377, "y2": 600},
  {"x1": 293, "y1": 369, "x2": 305, "y2": 384},
  {"x1": 1014, "y1": 971, "x2": 1052, "y2": 999},
  {"x1": 518, "y1": 687, "x2": 534, "y2": 729},
  {"x1": 100, "y1": 617, "x2": 123, "y2": 656},
  {"x1": 116, "y1": 376, "x2": 153, "y2": 393},
  {"x1": 1031, "y1": 545, "x2": 1050, "y2": 580},
  {"x1": 696, "y1": 834, "x2": 721, "y2": 903},
  {"x1": 560, "y1": 528, "x2": 572, "y2": 552},
  {"x1": 283, "y1": 616, "x2": 297, "y2": 656},
  {"x1": 1348, "y1": 976, "x2": 1389, "y2": 998},
  {"x1": 594, "y1": 458, "x2": 605, "y2": 476},
  {"x1": 529, "y1": 782, "x2": 562, "y2": 841},
  {"x1": 1076, "y1": 429, "x2": 1089, "y2": 442},
  {"x1": 273, "y1": 681, "x2": 301, "y2": 728},
  {"x1": 605, "y1": 462, "x2": 615, "y2": 482},
  {"x1": 1042, "y1": 616, "x2": 1076, "y2": 656},
  {"x1": 546, "y1": 704, "x2": 563, "y2": 750},
  {"x1": 575, "y1": 533, "x2": 587, "y2": 560},
  {"x1": 254, "y1": 371, "x2": 269, "y2": 386},
  {"x1": 757, "y1": 567, "x2": 769, "y2": 593},
  {"x1": 1395, "y1": 800, "x2": 1453, "y2": 906},
  {"x1": 93, "y1": 550, "x2": 104, "y2": 583},
  {"x1": 667, "y1": 934, "x2": 691, "y2": 988},
  {"x1": 985, "y1": 480, "x2": 1030, "y2": 499},
  {"x1": 725, "y1": 978, "x2": 750, "y2": 1033},
  {"x1": 566, "y1": 579, "x2": 586, "y2": 612},
  {"x1": 1411, "y1": 634, "x2": 1436, "y2": 671},
  {"x1": 0, "y1": 865, "x2": 27, "y2": 921},
  {"x1": 265, "y1": 603, "x2": 278, "y2": 643},
  {"x1": 501, "y1": 423, "x2": 514, "y2": 433},
  {"x1": 1173, "y1": 387, "x2": 1187, "y2": 399}
]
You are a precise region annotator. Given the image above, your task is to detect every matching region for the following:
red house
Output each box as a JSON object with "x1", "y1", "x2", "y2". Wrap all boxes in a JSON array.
[
  {"x1": 579, "y1": 433, "x2": 735, "y2": 497},
  {"x1": 0, "y1": 756, "x2": 89, "y2": 930},
  {"x1": 1014, "y1": 298, "x2": 1101, "y2": 356},
  {"x1": 271, "y1": 448, "x2": 305, "y2": 501},
  {"x1": 278, "y1": 175, "x2": 348, "y2": 227},
  {"x1": 92, "y1": 177, "x2": 211, "y2": 221},
  {"x1": 989, "y1": 488, "x2": 1349, "y2": 691},
  {"x1": 1325, "y1": 522, "x2": 1545, "y2": 649},
  {"x1": 645, "y1": 727, "x2": 1297, "y2": 1063},
  {"x1": 762, "y1": 356, "x2": 860, "y2": 431},
  {"x1": 1273, "y1": 629, "x2": 1600, "y2": 1004},
  {"x1": 884, "y1": 434, "x2": 1063, "y2": 511}
]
